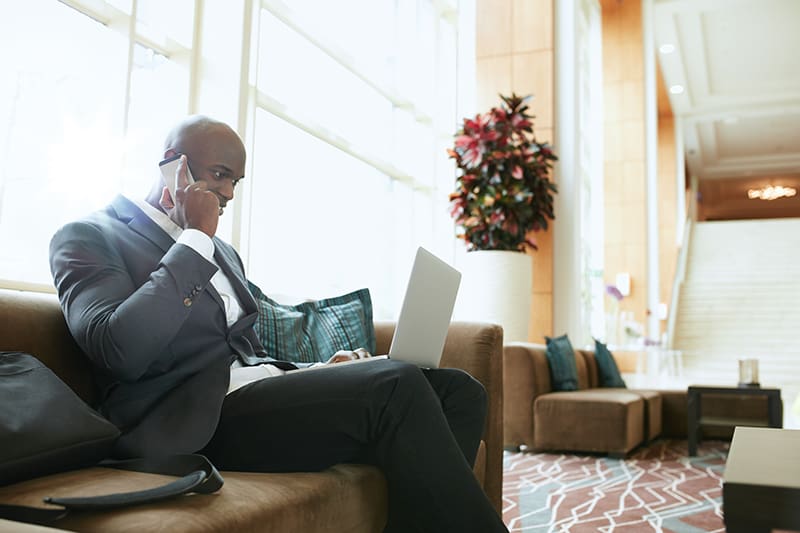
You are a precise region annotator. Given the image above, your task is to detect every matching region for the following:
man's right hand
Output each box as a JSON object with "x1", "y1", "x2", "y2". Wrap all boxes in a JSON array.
[
  {"x1": 160, "y1": 155, "x2": 220, "y2": 237},
  {"x1": 326, "y1": 348, "x2": 372, "y2": 365}
]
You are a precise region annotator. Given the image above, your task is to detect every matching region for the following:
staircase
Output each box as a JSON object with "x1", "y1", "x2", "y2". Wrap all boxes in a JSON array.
[{"x1": 671, "y1": 218, "x2": 800, "y2": 426}]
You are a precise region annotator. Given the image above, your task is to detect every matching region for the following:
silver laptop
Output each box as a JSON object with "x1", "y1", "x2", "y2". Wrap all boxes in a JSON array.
[
  {"x1": 293, "y1": 246, "x2": 460, "y2": 372},
  {"x1": 387, "y1": 246, "x2": 461, "y2": 368}
]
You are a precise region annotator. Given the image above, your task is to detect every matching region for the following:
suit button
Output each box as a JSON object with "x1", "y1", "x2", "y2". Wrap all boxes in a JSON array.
[{"x1": 183, "y1": 297, "x2": 193, "y2": 307}]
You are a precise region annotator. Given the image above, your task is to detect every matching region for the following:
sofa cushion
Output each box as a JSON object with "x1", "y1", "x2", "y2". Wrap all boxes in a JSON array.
[
  {"x1": 544, "y1": 335, "x2": 579, "y2": 391},
  {"x1": 591, "y1": 388, "x2": 662, "y2": 441},
  {"x1": 248, "y1": 282, "x2": 376, "y2": 363},
  {"x1": 0, "y1": 289, "x2": 94, "y2": 404},
  {"x1": 594, "y1": 339, "x2": 627, "y2": 388},
  {"x1": 533, "y1": 390, "x2": 645, "y2": 455},
  {"x1": 0, "y1": 464, "x2": 387, "y2": 533},
  {"x1": 631, "y1": 389, "x2": 662, "y2": 440},
  {"x1": 575, "y1": 350, "x2": 596, "y2": 389}
]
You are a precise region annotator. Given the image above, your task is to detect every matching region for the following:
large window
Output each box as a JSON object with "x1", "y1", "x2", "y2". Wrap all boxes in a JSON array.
[
  {"x1": 0, "y1": 0, "x2": 193, "y2": 288},
  {"x1": 0, "y1": 0, "x2": 468, "y2": 319},
  {"x1": 243, "y1": 1, "x2": 461, "y2": 317}
]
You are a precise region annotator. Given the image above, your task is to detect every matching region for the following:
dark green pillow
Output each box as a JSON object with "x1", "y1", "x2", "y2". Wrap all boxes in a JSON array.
[
  {"x1": 544, "y1": 334, "x2": 579, "y2": 391},
  {"x1": 594, "y1": 339, "x2": 627, "y2": 388},
  {"x1": 248, "y1": 281, "x2": 376, "y2": 364}
]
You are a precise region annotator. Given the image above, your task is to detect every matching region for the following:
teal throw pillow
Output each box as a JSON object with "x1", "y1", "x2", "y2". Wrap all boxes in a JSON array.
[
  {"x1": 248, "y1": 281, "x2": 376, "y2": 364},
  {"x1": 594, "y1": 339, "x2": 627, "y2": 388},
  {"x1": 544, "y1": 334, "x2": 579, "y2": 391}
]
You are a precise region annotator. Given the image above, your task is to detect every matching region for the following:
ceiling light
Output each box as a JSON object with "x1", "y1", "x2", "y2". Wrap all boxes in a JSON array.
[
  {"x1": 669, "y1": 85, "x2": 684, "y2": 94},
  {"x1": 659, "y1": 44, "x2": 676, "y2": 54},
  {"x1": 747, "y1": 185, "x2": 797, "y2": 201}
]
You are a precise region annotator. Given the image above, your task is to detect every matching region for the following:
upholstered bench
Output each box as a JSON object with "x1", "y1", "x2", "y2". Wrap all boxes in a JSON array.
[{"x1": 534, "y1": 390, "x2": 645, "y2": 457}]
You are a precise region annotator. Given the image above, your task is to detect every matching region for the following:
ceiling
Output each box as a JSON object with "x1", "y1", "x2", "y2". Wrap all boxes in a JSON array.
[{"x1": 653, "y1": 0, "x2": 800, "y2": 182}]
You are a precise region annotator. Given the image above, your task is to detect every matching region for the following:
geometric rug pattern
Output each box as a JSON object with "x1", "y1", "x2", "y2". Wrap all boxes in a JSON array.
[{"x1": 502, "y1": 440, "x2": 729, "y2": 532}]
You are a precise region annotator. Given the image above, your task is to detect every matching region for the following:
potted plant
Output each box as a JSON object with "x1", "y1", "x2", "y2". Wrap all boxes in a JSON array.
[
  {"x1": 448, "y1": 93, "x2": 558, "y2": 251},
  {"x1": 447, "y1": 93, "x2": 558, "y2": 341}
]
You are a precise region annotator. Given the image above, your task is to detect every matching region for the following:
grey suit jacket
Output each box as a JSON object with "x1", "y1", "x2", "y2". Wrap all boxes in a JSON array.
[{"x1": 49, "y1": 195, "x2": 283, "y2": 457}]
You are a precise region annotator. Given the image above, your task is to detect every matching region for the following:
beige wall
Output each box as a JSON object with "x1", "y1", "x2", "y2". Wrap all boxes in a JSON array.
[
  {"x1": 602, "y1": 0, "x2": 648, "y2": 330},
  {"x1": 476, "y1": 0, "x2": 555, "y2": 343}
]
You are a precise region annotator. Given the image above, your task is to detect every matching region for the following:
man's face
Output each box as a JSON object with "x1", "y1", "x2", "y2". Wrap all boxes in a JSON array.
[{"x1": 179, "y1": 126, "x2": 246, "y2": 214}]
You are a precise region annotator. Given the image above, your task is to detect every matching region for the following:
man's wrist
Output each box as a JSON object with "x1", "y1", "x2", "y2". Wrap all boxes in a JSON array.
[{"x1": 178, "y1": 229, "x2": 215, "y2": 260}]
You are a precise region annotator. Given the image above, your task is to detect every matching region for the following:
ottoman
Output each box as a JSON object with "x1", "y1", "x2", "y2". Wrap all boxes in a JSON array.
[{"x1": 533, "y1": 390, "x2": 645, "y2": 457}]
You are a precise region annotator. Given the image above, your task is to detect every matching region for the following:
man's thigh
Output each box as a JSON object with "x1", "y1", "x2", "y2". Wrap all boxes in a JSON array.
[{"x1": 202, "y1": 359, "x2": 428, "y2": 472}]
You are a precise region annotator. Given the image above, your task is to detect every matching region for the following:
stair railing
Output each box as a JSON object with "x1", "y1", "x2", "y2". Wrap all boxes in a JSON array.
[{"x1": 666, "y1": 218, "x2": 692, "y2": 349}]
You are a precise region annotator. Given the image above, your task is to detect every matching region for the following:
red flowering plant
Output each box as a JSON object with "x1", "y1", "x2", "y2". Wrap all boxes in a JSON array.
[{"x1": 448, "y1": 94, "x2": 558, "y2": 251}]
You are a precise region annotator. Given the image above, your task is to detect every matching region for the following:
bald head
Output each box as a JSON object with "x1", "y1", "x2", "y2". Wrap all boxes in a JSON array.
[
  {"x1": 148, "y1": 115, "x2": 247, "y2": 212},
  {"x1": 163, "y1": 115, "x2": 245, "y2": 160}
]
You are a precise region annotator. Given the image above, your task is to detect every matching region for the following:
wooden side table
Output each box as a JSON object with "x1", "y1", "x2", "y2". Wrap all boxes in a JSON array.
[{"x1": 687, "y1": 385, "x2": 782, "y2": 456}]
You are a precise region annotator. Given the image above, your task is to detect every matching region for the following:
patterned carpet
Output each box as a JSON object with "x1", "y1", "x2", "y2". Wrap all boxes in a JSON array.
[{"x1": 503, "y1": 440, "x2": 729, "y2": 532}]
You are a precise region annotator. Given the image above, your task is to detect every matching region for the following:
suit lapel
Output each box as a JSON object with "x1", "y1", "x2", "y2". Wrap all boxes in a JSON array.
[{"x1": 110, "y1": 195, "x2": 175, "y2": 253}]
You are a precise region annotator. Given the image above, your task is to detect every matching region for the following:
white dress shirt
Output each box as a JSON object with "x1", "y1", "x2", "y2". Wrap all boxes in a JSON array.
[{"x1": 131, "y1": 198, "x2": 285, "y2": 393}]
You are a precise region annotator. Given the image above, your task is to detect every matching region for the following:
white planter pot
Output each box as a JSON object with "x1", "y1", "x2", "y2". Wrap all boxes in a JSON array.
[{"x1": 455, "y1": 250, "x2": 533, "y2": 343}]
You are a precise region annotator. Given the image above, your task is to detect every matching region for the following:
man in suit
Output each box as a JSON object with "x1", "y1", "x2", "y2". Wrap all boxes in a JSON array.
[{"x1": 49, "y1": 115, "x2": 508, "y2": 533}]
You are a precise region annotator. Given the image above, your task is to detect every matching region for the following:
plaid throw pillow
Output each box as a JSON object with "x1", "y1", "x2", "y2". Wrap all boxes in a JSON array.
[
  {"x1": 544, "y1": 334, "x2": 579, "y2": 391},
  {"x1": 247, "y1": 281, "x2": 376, "y2": 364}
]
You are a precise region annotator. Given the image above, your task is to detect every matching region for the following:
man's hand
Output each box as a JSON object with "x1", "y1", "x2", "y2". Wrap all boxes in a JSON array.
[
  {"x1": 160, "y1": 155, "x2": 220, "y2": 237},
  {"x1": 325, "y1": 348, "x2": 372, "y2": 365}
]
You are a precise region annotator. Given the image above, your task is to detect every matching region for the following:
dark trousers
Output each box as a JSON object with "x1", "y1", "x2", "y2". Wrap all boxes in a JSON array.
[{"x1": 201, "y1": 360, "x2": 507, "y2": 533}]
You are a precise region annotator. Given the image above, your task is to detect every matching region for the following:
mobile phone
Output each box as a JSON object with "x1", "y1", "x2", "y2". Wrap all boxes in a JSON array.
[{"x1": 159, "y1": 154, "x2": 195, "y2": 202}]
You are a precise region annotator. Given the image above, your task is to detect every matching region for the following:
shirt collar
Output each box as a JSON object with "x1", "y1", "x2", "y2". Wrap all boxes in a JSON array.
[{"x1": 128, "y1": 196, "x2": 183, "y2": 242}]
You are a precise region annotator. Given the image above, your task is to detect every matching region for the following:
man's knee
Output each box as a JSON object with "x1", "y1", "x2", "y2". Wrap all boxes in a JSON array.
[
  {"x1": 455, "y1": 369, "x2": 487, "y2": 402},
  {"x1": 456, "y1": 371, "x2": 487, "y2": 419},
  {"x1": 368, "y1": 361, "x2": 431, "y2": 401},
  {"x1": 426, "y1": 367, "x2": 487, "y2": 408}
]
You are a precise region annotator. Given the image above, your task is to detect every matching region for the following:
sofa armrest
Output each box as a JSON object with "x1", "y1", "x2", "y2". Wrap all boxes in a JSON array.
[
  {"x1": 374, "y1": 320, "x2": 504, "y2": 515},
  {"x1": 0, "y1": 289, "x2": 94, "y2": 404},
  {"x1": 502, "y1": 342, "x2": 553, "y2": 450}
]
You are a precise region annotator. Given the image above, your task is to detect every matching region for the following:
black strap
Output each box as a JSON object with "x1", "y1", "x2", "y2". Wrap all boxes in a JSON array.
[{"x1": 0, "y1": 454, "x2": 222, "y2": 525}]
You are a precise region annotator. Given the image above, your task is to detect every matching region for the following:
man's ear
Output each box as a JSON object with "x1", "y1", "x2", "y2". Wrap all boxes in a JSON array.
[{"x1": 163, "y1": 148, "x2": 178, "y2": 160}]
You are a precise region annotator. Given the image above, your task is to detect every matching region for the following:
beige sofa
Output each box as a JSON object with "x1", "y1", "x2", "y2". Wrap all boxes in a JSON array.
[
  {"x1": 503, "y1": 342, "x2": 772, "y2": 457},
  {"x1": 0, "y1": 288, "x2": 504, "y2": 532}
]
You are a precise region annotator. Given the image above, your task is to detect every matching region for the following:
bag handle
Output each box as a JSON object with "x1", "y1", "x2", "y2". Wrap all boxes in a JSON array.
[{"x1": 0, "y1": 454, "x2": 222, "y2": 525}]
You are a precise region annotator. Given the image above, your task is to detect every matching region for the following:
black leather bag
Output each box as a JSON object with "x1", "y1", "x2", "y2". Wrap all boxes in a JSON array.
[{"x1": 0, "y1": 351, "x2": 223, "y2": 525}]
